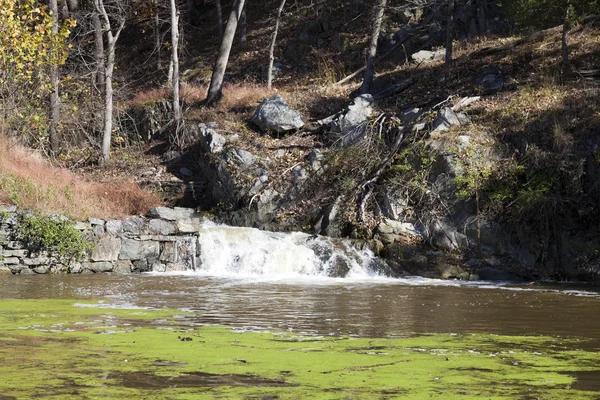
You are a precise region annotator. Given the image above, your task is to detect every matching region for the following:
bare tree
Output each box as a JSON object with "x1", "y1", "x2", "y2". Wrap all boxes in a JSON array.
[
  {"x1": 476, "y1": 0, "x2": 486, "y2": 35},
  {"x1": 49, "y1": 0, "x2": 61, "y2": 155},
  {"x1": 238, "y1": 3, "x2": 247, "y2": 44},
  {"x1": 445, "y1": 0, "x2": 454, "y2": 65},
  {"x1": 215, "y1": 0, "x2": 223, "y2": 39},
  {"x1": 206, "y1": 0, "x2": 247, "y2": 106},
  {"x1": 170, "y1": 0, "x2": 181, "y2": 125},
  {"x1": 360, "y1": 0, "x2": 387, "y2": 95},
  {"x1": 92, "y1": 11, "x2": 105, "y2": 91},
  {"x1": 154, "y1": 0, "x2": 162, "y2": 71},
  {"x1": 267, "y1": 0, "x2": 286, "y2": 89},
  {"x1": 561, "y1": 2, "x2": 571, "y2": 75},
  {"x1": 94, "y1": 0, "x2": 128, "y2": 163}
]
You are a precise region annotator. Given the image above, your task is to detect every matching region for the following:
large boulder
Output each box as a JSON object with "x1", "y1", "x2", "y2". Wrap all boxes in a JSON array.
[
  {"x1": 320, "y1": 94, "x2": 375, "y2": 147},
  {"x1": 411, "y1": 49, "x2": 445, "y2": 64},
  {"x1": 250, "y1": 95, "x2": 304, "y2": 134},
  {"x1": 197, "y1": 123, "x2": 226, "y2": 154},
  {"x1": 431, "y1": 107, "x2": 470, "y2": 133}
]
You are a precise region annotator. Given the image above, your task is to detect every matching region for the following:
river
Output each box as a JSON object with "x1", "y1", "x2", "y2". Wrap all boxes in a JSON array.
[{"x1": 3, "y1": 273, "x2": 600, "y2": 339}]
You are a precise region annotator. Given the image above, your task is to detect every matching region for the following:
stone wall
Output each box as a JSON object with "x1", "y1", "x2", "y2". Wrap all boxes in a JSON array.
[{"x1": 0, "y1": 206, "x2": 202, "y2": 275}]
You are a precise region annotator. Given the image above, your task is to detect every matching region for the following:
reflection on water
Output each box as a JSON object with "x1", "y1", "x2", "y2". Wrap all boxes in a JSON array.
[{"x1": 2, "y1": 274, "x2": 600, "y2": 339}]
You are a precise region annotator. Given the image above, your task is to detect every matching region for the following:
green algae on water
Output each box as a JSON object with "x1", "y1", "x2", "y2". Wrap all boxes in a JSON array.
[{"x1": 0, "y1": 299, "x2": 598, "y2": 399}]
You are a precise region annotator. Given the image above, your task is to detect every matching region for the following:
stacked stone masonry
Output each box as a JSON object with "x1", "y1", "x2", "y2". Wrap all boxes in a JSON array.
[{"x1": 0, "y1": 206, "x2": 202, "y2": 275}]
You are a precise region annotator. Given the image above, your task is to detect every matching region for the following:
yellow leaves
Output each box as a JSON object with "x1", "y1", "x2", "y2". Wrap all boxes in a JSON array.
[{"x1": 0, "y1": 0, "x2": 73, "y2": 95}]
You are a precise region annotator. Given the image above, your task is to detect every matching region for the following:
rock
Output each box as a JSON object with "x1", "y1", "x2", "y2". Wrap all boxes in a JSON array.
[
  {"x1": 431, "y1": 107, "x2": 470, "y2": 133},
  {"x1": 23, "y1": 258, "x2": 50, "y2": 266},
  {"x1": 231, "y1": 148, "x2": 256, "y2": 170},
  {"x1": 378, "y1": 219, "x2": 421, "y2": 238},
  {"x1": 250, "y1": 95, "x2": 304, "y2": 134},
  {"x1": 411, "y1": 49, "x2": 445, "y2": 63},
  {"x1": 19, "y1": 268, "x2": 35, "y2": 275},
  {"x1": 119, "y1": 239, "x2": 160, "y2": 261},
  {"x1": 314, "y1": 197, "x2": 344, "y2": 238},
  {"x1": 378, "y1": 191, "x2": 409, "y2": 221},
  {"x1": 148, "y1": 207, "x2": 195, "y2": 221},
  {"x1": 379, "y1": 232, "x2": 402, "y2": 244},
  {"x1": 114, "y1": 260, "x2": 133, "y2": 274},
  {"x1": 69, "y1": 263, "x2": 83, "y2": 274},
  {"x1": 0, "y1": 205, "x2": 17, "y2": 213},
  {"x1": 437, "y1": 264, "x2": 465, "y2": 279},
  {"x1": 5, "y1": 241, "x2": 24, "y2": 250},
  {"x1": 197, "y1": 123, "x2": 226, "y2": 154},
  {"x1": 274, "y1": 149, "x2": 286, "y2": 158},
  {"x1": 475, "y1": 65, "x2": 504, "y2": 93},
  {"x1": 50, "y1": 265, "x2": 68, "y2": 274},
  {"x1": 33, "y1": 265, "x2": 51, "y2": 274},
  {"x1": 84, "y1": 262, "x2": 114, "y2": 273},
  {"x1": 132, "y1": 259, "x2": 150, "y2": 272},
  {"x1": 122, "y1": 217, "x2": 146, "y2": 235},
  {"x1": 428, "y1": 219, "x2": 469, "y2": 251},
  {"x1": 341, "y1": 95, "x2": 374, "y2": 129},
  {"x1": 92, "y1": 224, "x2": 104, "y2": 237},
  {"x1": 291, "y1": 166, "x2": 308, "y2": 182},
  {"x1": 307, "y1": 149, "x2": 324, "y2": 171},
  {"x1": 179, "y1": 167, "x2": 194, "y2": 177},
  {"x1": 0, "y1": 266, "x2": 12, "y2": 274},
  {"x1": 474, "y1": 266, "x2": 523, "y2": 281},
  {"x1": 147, "y1": 219, "x2": 176, "y2": 235},
  {"x1": 0, "y1": 249, "x2": 27, "y2": 257},
  {"x1": 321, "y1": 95, "x2": 375, "y2": 147},
  {"x1": 249, "y1": 175, "x2": 268, "y2": 196},
  {"x1": 1, "y1": 257, "x2": 20, "y2": 265},
  {"x1": 159, "y1": 242, "x2": 180, "y2": 263},
  {"x1": 400, "y1": 107, "x2": 423, "y2": 125},
  {"x1": 74, "y1": 222, "x2": 91, "y2": 231},
  {"x1": 91, "y1": 236, "x2": 122, "y2": 262},
  {"x1": 176, "y1": 218, "x2": 201, "y2": 234},
  {"x1": 106, "y1": 220, "x2": 123, "y2": 236},
  {"x1": 89, "y1": 218, "x2": 105, "y2": 226}
]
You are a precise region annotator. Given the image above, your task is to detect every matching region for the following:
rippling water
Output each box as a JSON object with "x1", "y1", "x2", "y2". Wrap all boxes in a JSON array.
[{"x1": 2, "y1": 273, "x2": 600, "y2": 339}]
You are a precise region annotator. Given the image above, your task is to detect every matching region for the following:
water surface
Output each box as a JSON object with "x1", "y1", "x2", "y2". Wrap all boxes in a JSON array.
[{"x1": 3, "y1": 274, "x2": 599, "y2": 339}]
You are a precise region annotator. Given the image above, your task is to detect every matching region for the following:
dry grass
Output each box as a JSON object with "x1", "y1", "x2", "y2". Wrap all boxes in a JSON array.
[{"x1": 0, "y1": 136, "x2": 160, "y2": 220}]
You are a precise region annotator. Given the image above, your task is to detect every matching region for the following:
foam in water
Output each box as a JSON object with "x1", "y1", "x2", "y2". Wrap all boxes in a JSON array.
[{"x1": 195, "y1": 221, "x2": 383, "y2": 279}]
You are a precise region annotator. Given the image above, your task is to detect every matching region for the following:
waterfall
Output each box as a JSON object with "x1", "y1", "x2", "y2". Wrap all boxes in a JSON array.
[{"x1": 195, "y1": 221, "x2": 387, "y2": 279}]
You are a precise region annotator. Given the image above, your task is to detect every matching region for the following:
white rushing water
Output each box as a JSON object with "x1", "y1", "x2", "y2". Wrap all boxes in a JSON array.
[{"x1": 194, "y1": 221, "x2": 385, "y2": 279}]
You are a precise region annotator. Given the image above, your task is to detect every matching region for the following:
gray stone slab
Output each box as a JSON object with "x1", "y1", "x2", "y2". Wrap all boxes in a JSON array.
[
  {"x1": 119, "y1": 239, "x2": 160, "y2": 261},
  {"x1": 91, "y1": 236, "x2": 121, "y2": 262},
  {"x1": 84, "y1": 262, "x2": 114, "y2": 273}
]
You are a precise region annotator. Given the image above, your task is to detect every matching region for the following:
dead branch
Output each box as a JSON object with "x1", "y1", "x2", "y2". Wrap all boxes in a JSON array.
[{"x1": 356, "y1": 126, "x2": 406, "y2": 222}]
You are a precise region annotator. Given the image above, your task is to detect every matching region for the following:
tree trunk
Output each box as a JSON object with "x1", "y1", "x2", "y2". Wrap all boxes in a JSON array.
[
  {"x1": 154, "y1": 0, "x2": 162, "y2": 71},
  {"x1": 267, "y1": 0, "x2": 286, "y2": 89},
  {"x1": 215, "y1": 0, "x2": 223, "y2": 39},
  {"x1": 561, "y1": 3, "x2": 570, "y2": 75},
  {"x1": 170, "y1": 0, "x2": 181, "y2": 125},
  {"x1": 49, "y1": 0, "x2": 60, "y2": 155},
  {"x1": 66, "y1": 0, "x2": 78, "y2": 12},
  {"x1": 92, "y1": 12, "x2": 105, "y2": 91},
  {"x1": 445, "y1": 0, "x2": 454, "y2": 65},
  {"x1": 238, "y1": 3, "x2": 247, "y2": 44},
  {"x1": 94, "y1": 0, "x2": 125, "y2": 163},
  {"x1": 206, "y1": 0, "x2": 246, "y2": 106},
  {"x1": 102, "y1": 37, "x2": 115, "y2": 163},
  {"x1": 476, "y1": 0, "x2": 486, "y2": 35},
  {"x1": 360, "y1": 0, "x2": 387, "y2": 95}
]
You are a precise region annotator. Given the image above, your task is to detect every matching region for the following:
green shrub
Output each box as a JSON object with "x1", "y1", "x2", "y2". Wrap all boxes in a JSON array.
[{"x1": 15, "y1": 213, "x2": 94, "y2": 264}]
